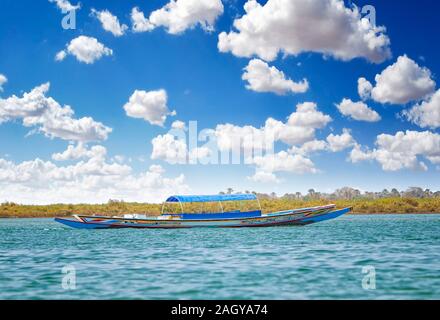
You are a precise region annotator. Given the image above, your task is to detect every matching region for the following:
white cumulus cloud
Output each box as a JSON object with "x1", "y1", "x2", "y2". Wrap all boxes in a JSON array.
[
  {"x1": 357, "y1": 77, "x2": 373, "y2": 100},
  {"x1": 242, "y1": 59, "x2": 309, "y2": 95},
  {"x1": 151, "y1": 133, "x2": 211, "y2": 164},
  {"x1": 403, "y1": 89, "x2": 440, "y2": 129},
  {"x1": 0, "y1": 83, "x2": 112, "y2": 142},
  {"x1": 123, "y1": 89, "x2": 176, "y2": 126},
  {"x1": 171, "y1": 120, "x2": 187, "y2": 130},
  {"x1": 326, "y1": 129, "x2": 356, "y2": 152},
  {"x1": 336, "y1": 98, "x2": 381, "y2": 122},
  {"x1": 151, "y1": 134, "x2": 188, "y2": 164},
  {"x1": 288, "y1": 130, "x2": 356, "y2": 154},
  {"x1": 52, "y1": 143, "x2": 107, "y2": 161},
  {"x1": 248, "y1": 171, "x2": 280, "y2": 183},
  {"x1": 49, "y1": 0, "x2": 80, "y2": 12},
  {"x1": 218, "y1": 0, "x2": 391, "y2": 63},
  {"x1": 131, "y1": 7, "x2": 155, "y2": 32},
  {"x1": 55, "y1": 50, "x2": 67, "y2": 62},
  {"x1": 0, "y1": 152, "x2": 188, "y2": 204},
  {"x1": 288, "y1": 140, "x2": 328, "y2": 156},
  {"x1": 57, "y1": 36, "x2": 113, "y2": 64},
  {"x1": 149, "y1": 0, "x2": 224, "y2": 34},
  {"x1": 91, "y1": 9, "x2": 128, "y2": 37},
  {"x1": 213, "y1": 103, "x2": 335, "y2": 183},
  {"x1": 365, "y1": 55, "x2": 436, "y2": 105},
  {"x1": 349, "y1": 130, "x2": 440, "y2": 171},
  {"x1": 214, "y1": 102, "x2": 332, "y2": 152},
  {"x1": 130, "y1": 0, "x2": 224, "y2": 34},
  {"x1": 252, "y1": 151, "x2": 318, "y2": 175},
  {"x1": 287, "y1": 102, "x2": 332, "y2": 129}
]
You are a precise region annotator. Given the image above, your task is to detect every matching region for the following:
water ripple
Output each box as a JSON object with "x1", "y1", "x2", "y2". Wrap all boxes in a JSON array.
[{"x1": 0, "y1": 215, "x2": 439, "y2": 299}]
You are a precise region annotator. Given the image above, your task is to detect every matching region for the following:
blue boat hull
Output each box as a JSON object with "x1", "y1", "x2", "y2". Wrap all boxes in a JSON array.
[{"x1": 55, "y1": 207, "x2": 351, "y2": 229}]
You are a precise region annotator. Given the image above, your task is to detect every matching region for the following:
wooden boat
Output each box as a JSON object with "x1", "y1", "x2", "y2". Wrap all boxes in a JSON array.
[{"x1": 54, "y1": 194, "x2": 351, "y2": 229}]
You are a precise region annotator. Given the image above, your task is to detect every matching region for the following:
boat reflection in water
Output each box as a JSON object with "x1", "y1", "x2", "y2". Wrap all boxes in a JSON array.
[{"x1": 55, "y1": 194, "x2": 351, "y2": 229}]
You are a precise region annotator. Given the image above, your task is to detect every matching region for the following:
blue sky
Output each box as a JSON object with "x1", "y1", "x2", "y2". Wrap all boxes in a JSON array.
[{"x1": 0, "y1": 0, "x2": 440, "y2": 204}]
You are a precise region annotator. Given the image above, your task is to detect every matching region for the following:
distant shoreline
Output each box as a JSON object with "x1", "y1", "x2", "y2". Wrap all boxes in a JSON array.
[{"x1": 1, "y1": 198, "x2": 440, "y2": 218}]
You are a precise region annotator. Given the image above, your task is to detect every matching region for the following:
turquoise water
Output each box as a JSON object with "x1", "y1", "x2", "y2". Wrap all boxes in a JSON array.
[{"x1": 1, "y1": 215, "x2": 439, "y2": 299}]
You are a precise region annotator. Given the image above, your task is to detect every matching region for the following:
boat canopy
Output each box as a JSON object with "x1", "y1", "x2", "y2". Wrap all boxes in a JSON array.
[{"x1": 165, "y1": 194, "x2": 257, "y2": 203}]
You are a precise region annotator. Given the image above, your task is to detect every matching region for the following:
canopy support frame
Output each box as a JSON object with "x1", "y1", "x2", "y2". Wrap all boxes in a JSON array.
[
  {"x1": 162, "y1": 194, "x2": 261, "y2": 215},
  {"x1": 256, "y1": 197, "x2": 262, "y2": 212},
  {"x1": 218, "y1": 201, "x2": 224, "y2": 213},
  {"x1": 161, "y1": 201, "x2": 184, "y2": 215}
]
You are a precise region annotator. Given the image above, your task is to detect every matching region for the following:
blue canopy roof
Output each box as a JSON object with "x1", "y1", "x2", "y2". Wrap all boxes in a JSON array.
[{"x1": 165, "y1": 194, "x2": 257, "y2": 203}]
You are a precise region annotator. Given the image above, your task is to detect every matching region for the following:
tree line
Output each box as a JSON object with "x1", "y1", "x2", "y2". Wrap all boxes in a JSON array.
[
  {"x1": 220, "y1": 187, "x2": 440, "y2": 200},
  {"x1": 1, "y1": 187, "x2": 440, "y2": 218}
]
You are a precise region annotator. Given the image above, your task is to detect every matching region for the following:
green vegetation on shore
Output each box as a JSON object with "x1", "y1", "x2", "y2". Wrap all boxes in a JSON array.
[{"x1": 1, "y1": 197, "x2": 440, "y2": 218}]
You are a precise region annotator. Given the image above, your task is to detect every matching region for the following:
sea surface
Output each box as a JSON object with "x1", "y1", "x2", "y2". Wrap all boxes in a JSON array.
[{"x1": 1, "y1": 215, "x2": 439, "y2": 300}]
